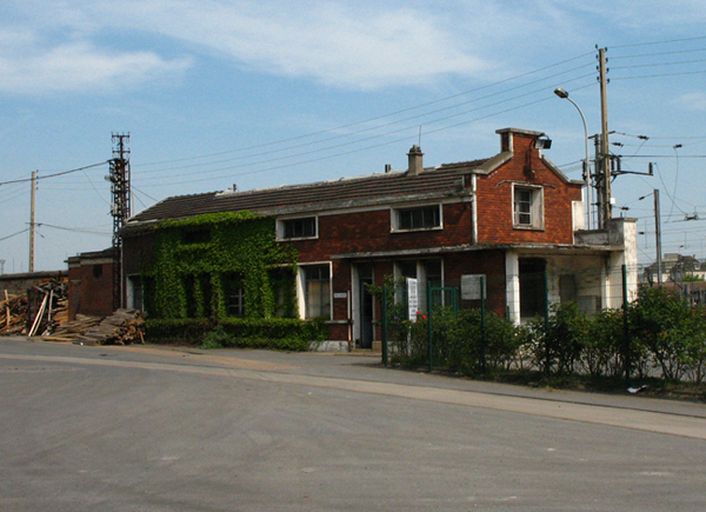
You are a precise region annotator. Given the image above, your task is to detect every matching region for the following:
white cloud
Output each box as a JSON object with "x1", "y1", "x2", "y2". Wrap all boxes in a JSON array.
[
  {"x1": 676, "y1": 92, "x2": 706, "y2": 112},
  {"x1": 80, "y1": 1, "x2": 491, "y2": 90},
  {"x1": 0, "y1": 38, "x2": 191, "y2": 95}
]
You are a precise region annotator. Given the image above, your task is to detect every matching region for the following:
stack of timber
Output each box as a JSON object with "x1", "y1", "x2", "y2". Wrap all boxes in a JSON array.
[
  {"x1": 1, "y1": 279, "x2": 68, "y2": 336},
  {"x1": 74, "y1": 309, "x2": 145, "y2": 346},
  {"x1": 41, "y1": 314, "x2": 102, "y2": 342},
  {"x1": 26, "y1": 279, "x2": 69, "y2": 337},
  {"x1": 0, "y1": 291, "x2": 28, "y2": 335}
]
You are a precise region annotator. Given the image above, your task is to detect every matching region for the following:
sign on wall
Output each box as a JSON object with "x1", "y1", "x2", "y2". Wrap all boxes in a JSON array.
[
  {"x1": 461, "y1": 274, "x2": 486, "y2": 301},
  {"x1": 407, "y1": 278, "x2": 419, "y2": 322}
]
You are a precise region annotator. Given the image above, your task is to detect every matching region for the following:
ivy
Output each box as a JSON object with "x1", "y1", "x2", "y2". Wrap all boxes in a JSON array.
[{"x1": 142, "y1": 211, "x2": 298, "y2": 320}]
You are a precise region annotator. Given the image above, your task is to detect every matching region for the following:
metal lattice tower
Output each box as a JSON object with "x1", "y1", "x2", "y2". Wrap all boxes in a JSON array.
[{"x1": 110, "y1": 133, "x2": 131, "y2": 310}]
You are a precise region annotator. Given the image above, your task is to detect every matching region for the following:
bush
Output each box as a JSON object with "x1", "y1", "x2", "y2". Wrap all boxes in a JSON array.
[
  {"x1": 145, "y1": 317, "x2": 325, "y2": 349},
  {"x1": 394, "y1": 307, "x2": 519, "y2": 376},
  {"x1": 145, "y1": 318, "x2": 212, "y2": 343},
  {"x1": 199, "y1": 325, "x2": 310, "y2": 351},
  {"x1": 582, "y1": 309, "x2": 623, "y2": 377},
  {"x1": 630, "y1": 287, "x2": 702, "y2": 380}
]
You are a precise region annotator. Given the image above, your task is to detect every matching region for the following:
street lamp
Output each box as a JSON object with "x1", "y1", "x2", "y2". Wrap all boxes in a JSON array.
[{"x1": 554, "y1": 87, "x2": 592, "y2": 229}]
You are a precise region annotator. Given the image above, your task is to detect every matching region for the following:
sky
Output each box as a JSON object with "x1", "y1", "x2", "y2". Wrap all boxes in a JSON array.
[{"x1": 1, "y1": 0, "x2": 706, "y2": 273}]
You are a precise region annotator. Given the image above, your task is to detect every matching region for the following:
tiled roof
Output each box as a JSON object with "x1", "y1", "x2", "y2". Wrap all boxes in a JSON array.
[{"x1": 127, "y1": 159, "x2": 488, "y2": 225}]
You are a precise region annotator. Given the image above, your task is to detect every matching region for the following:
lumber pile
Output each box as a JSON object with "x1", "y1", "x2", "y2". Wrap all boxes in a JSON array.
[
  {"x1": 1, "y1": 279, "x2": 68, "y2": 336},
  {"x1": 74, "y1": 309, "x2": 145, "y2": 346},
  {"x1": 26, "y1": 279, "x2": 69, "y2": 337},
  {"x1": 41, "y1": 314, "x2": 102, "y2": 342},
  {"x1": 0, "y1": 290, "x2": 28, "y2": 335}
]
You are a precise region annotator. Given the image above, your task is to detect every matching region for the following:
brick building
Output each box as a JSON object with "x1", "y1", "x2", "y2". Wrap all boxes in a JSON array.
[
  {"x1": 66, "y1": 248, "x2": 115, "y2": 319},
  {"x1": 122, "y1": 128, "x2": 637, "y2": 348}
]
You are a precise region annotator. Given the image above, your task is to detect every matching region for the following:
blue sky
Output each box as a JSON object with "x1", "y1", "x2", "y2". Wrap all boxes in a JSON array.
[{"x1": 1, "y1": 0, "x2": 706, "y2": 272}]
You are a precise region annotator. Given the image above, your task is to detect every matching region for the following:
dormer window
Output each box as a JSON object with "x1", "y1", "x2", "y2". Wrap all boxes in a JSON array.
[
  {"x1": 392, "y1": 205, "x2": 442, "y2": 232},
  {"x1": 513, "y1": 184, "x2": 543, "y2": 230},
  {"x1": 277, "y1": 216, "x2": 318, "y2": 240}
]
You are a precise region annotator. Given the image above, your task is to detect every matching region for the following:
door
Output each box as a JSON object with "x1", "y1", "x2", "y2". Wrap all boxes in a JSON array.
[{"x1": 358, "y1": 264, "x2": 374, "y2": 349}]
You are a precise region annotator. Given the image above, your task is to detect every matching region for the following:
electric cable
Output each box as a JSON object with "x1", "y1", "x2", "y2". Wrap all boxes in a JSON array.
[
  {"x1": 136, "y1": 51, "x2": 596, "y2": 168},
  {"x1": 0, "y1": 161, "x2": 109, "y2": 187}
]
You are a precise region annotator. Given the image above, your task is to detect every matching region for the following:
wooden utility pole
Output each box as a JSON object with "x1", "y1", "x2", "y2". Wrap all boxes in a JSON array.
[
  {"x1": 654, "y1": 189, "x2": 663, "y2": 286},
  {"x1": 598, "y1": 47, "x2": 612, "y2": 228},
  {"x1": 29, "y1": 170, "x2": 37, "y2": 273}
]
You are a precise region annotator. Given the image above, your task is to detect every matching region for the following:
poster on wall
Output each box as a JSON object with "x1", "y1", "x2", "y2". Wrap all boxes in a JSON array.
[{"x1": 407, "y1": 277, "x2": 418, "y2": 322}]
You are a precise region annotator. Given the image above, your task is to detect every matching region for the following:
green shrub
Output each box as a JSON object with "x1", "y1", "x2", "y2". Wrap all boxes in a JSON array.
[
  {"x1": 582, "y1": 309, "x2": 623, "y2": 377},
  {"x1": 145, "y1": 317, "x2": 325, "y2": 349},
  {"x1": 145, "y1": 318, "x2": 212, "y2": 343},
  {"x1": 630, "y1": 287, "x2": 700, "y2": 380}
]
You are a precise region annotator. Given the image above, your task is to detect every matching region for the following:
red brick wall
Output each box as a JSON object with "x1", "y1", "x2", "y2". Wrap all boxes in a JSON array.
[
  {"x1": 289, "y1": 201, "x2": 473, "y2": 263},
  {"x1": 475, "y1": 132, "x2": 582, "y2": 245},
  {"x1": 68, "y1": 261, "x2": 114, "y2": 319},
  {"x1": 443, "y1": 250, "x2": 507, "y2": 317}
]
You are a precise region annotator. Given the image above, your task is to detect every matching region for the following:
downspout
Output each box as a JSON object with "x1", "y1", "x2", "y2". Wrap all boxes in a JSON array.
[{"x1": 471, "y1": 174, "x2": 478, "y2": 244}]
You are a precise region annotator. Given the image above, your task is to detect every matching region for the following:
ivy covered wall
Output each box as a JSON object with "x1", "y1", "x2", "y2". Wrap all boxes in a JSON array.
[{"x1": 138, "y1": 211, "x2": 298, "y2": 320}]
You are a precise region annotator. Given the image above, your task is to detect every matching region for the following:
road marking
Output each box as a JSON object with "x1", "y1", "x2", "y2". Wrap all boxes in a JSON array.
[{"x1": 1, "y1": 353, "x2": 705, "y2": 440}]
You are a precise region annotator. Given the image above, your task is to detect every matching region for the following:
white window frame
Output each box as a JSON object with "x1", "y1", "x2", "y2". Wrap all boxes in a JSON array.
[
  {"x1": 512, "y1": 184, "x2": 544, "y2": 230},
  {"x1": 276, "y1": 215, "x2": 319, "y2": 241},
  {"x1": 126, "y1": 275, "x2": 143, "y2": 310},
  {"x1": 296, "y1": 261, "x2": 333, "y2": 320},
  {"x1": 390, "y1": 204, "x2": 443, "y2": 233}
]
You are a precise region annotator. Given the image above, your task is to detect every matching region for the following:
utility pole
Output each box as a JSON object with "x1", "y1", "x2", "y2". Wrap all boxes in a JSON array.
[
  {"x1": 598, "y1": 47, "x2": 612, "y2": 228},
  {"x1": 29, "y1": 170, "x2": 37, "y2": 273},
  {"x1": 110, "y1": 133, "x2": 131, "y2": 310},
  {"x1": 654, "y1": 189, "x2": 662, "y2": 286}
]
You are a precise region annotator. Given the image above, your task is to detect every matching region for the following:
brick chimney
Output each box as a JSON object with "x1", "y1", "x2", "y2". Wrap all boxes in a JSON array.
[{"x1": 407, "y1": 144, "x2": 423, "y2": 176}]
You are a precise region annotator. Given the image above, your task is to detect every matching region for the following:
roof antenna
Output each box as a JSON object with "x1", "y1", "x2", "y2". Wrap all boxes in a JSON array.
[{"x1": 418, "y1": 125, "x2": 423, "y2": 147}]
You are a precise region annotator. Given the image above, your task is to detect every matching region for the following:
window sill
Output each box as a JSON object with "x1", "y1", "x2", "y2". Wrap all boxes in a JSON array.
[
  {"x1": 276, "y1": 236, "x2": 319, "y2": 242},
  {"x1": 390, "y1": 226, "x2": 443, "y2": 234},
  {"x1": 513, "y1": 225, "x2": 544, "y2": 231}
]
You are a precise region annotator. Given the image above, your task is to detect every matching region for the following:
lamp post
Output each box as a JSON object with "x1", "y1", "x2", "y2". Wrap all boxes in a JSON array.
[{"x1": 554, "y1": 87, "x2": 592, "y2": 229}]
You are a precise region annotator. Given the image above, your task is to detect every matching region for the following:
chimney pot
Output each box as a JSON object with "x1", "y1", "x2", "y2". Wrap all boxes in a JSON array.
[{"x1": 407, "y1": 145, "x2": 424, "y2": 176}]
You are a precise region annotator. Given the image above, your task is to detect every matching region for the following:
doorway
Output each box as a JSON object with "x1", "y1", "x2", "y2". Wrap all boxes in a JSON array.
[
  {"x1": 357, "y1": 264, "x2": 374, "y2": 349},
  {"x1": 519, "y1": 258, "x2": 546, "y2": 320}
]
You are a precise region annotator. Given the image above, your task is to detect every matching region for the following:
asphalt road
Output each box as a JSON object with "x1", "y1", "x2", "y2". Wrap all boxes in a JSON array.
[{"x1": 1, "y1": 338, "x2": 705, "y2": 511}]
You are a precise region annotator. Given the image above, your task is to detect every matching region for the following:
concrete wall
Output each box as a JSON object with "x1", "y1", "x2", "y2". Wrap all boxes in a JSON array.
[{"x1": 0, "y1": 271, "x2": 67, "y2": 295}]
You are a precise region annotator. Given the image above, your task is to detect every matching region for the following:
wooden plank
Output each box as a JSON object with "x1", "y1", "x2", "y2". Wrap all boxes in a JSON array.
[{"x1": 3, "y1": 289, "x2": 9, "y2": 328}]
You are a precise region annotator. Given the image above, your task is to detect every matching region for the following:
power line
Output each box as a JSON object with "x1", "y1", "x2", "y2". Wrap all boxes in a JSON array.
[
  {"x1": 610, "y1": 34, "x2": 706, "y2": 49},
  {"x1": 0, "y1": 161, "x2": 109, "y2": 187},
  {"x1": 137, "y1": 86, "x2": 589, "y2": 189},
  {"x1": 0, "y1": 228, "x2": 29, "y2": 243},
  {"x1": 609, "y1": 47, "x2": 706, "y2": 60},
  {"x1": 135, "y1": 51, "x2": 596, "y2": 168},
  {"x1": 135, "y1": 69, "x2": 597, "y2": 176},
  {"x1": 611, "y1": 69, "x2": 706, "y2": 80},
  {"x1": 36, "y1": 223, "x2": 111, "y2": 236},
  {"x1": 136, "y1": 78, "x2": 596, "y2": 185},
  {"x1": 610, "y1": 57, "x2": 706, "y2": 70}
]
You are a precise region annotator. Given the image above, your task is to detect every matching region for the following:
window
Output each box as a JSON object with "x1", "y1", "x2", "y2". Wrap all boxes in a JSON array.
[
  {"x1": 303, "y1": 265, "x2": 330, "y2": 319},
  {"x1": 269, "y1": 268, "x2": 296, "y2": 318},
  {"x1": 393, "y1": 205, "x2": 442, "y2": 231},
  {"x1": 513, "y1": 185, "x2": 543, "y2": 229},
  {"x1": 184, "y1": 274, "x2": 213, "y2": 318},
  {"x1": 92, "y1": 264, "x2": 103, "y2": 278},
  {"x1": 279, "y1": 217, "x2": 317, "y2": 240},
  {"x1": 128, "y1": 276, "x2": 143, "y2": 310},
  {"x1": 223, "y1": 273, "x2": 245, "y2": 317},
  {"x1": 182, "y1": 229, "x2": 210, "y2": 244}
]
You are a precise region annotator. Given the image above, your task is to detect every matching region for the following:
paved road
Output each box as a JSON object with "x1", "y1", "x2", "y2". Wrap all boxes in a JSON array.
[{"x1": 1, "y1": 338, "x2": 705, "y2": 511}]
